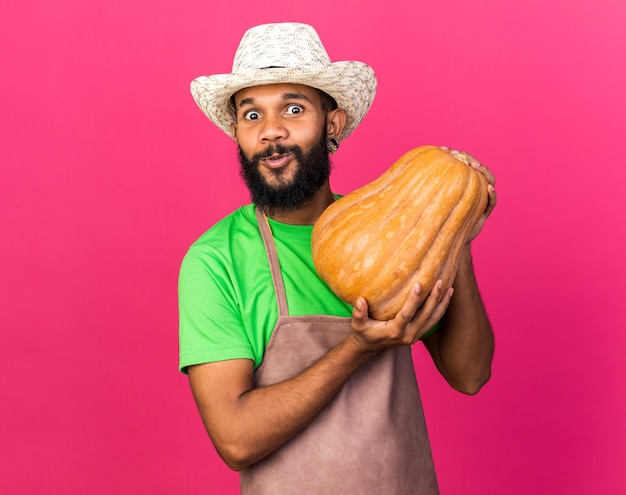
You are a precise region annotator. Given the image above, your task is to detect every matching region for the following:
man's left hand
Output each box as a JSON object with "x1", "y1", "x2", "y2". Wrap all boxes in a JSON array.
[{"x1": 441, "y1": 146, "x2": 497, "y2": 243}]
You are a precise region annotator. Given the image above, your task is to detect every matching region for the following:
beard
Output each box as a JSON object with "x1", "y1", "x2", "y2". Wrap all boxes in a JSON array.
[{"x1": 238, "y1": 132, "x2": 331, "y2": 216}]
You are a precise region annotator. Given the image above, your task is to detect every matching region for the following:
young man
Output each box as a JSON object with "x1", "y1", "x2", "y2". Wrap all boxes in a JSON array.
[{"x1": 179, "y1": 23, "x2": 497, "y2": 494}]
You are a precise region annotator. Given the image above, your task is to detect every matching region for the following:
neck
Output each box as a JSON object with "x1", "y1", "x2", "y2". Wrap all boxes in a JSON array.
[{"x1": 262, "y1": 183, "x2": 335, "y2": 225}]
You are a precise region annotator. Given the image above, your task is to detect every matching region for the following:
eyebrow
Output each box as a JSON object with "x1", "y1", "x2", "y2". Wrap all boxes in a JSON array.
[{"x1": 237, "y1": 92, "x2": 314, "y2": 108}]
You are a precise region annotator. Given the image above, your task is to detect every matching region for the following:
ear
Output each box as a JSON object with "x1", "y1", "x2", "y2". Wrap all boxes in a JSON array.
[
  {"x1": 326, "y1": 108, "x2": 346, "y2": 141},
  {"x1": 230, "y1": 122, "x2": 238, "y2": 143}
]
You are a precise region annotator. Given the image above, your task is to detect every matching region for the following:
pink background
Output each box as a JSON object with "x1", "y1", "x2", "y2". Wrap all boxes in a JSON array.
[{"x1": 1, "y1": 0, "x2": 625, "y2": 493}]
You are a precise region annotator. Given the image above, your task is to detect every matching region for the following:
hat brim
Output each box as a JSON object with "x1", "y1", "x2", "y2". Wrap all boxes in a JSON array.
[{"x1": 190, "y1": 61, "x2": 376, "y2": 140}]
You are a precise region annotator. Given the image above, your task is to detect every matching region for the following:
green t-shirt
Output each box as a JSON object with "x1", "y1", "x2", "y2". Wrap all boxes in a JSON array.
[{"x1": 178, "y1": 204, "x2": 353, "y2": 372}]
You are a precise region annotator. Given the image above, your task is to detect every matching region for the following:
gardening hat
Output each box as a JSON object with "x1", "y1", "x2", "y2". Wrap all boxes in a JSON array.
[{"x1": 190, "y1": 22, "x2": 377, "y2": 140}]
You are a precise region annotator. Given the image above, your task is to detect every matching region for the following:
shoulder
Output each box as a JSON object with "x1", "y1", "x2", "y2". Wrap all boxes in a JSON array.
[
  {"x1": 184, "y1": 205, "x2": 259, "y2": 256},
  {"x1": 180, "y1": 204, "x2": 263, "y2": 276},
  {"x1": 191, "y1": 205, "x2": 257, "y2": 248}
]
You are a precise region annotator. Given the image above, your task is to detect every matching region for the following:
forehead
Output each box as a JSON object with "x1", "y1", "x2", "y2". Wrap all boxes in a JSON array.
[{"x1": 233, "y1": 83, "x2": 321, "y2": 106}]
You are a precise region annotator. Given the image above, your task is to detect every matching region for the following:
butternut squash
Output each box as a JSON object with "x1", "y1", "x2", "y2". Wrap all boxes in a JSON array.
[{"x1": 311, "y1": 145, "x2": 488, "y2": 320}]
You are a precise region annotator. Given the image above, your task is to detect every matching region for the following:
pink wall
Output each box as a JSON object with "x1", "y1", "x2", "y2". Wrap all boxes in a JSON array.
[{"x1": 2, "y1": 1, "x2": 624, "y2": 493}]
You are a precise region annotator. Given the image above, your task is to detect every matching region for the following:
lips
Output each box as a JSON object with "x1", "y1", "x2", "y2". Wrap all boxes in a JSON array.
[{"x1": 261, "y1": 152, "x2": 293, "y2": 169}]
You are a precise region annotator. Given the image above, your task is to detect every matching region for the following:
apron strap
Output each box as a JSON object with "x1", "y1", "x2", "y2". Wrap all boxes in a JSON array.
[{"x1": 255, "y1": 207, "x2": 289, "y2": 317}]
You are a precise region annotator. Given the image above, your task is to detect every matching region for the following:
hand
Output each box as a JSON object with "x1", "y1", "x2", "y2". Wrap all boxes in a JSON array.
[
  {"x1": 349, "y1": 280, "x2": 454, "y2": 353},
  {"x1": 441, "y1": 146, "x2": 497, "y2": 243}
]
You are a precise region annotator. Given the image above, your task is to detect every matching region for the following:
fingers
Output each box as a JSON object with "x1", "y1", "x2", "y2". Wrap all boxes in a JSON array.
[
  {"x1": 441, "y1": 144, "x2": 497, "y2": 221},
  {"x1": 441, "y1": 145, "x2": 495, "y2": 185},
  {"x1": 350, "y1": 280, "x2": 454, "y2": 351},
  {"x1": 351, "y1": 296, "x2": 369, "y2": 328},
  {"x1": 407, "y1": 281, "x2": 453, "y2": 341},
  {"x1": 470, "y1": 158, "x2": 496, "y2": 190},
  {"x1": 470, "y1": 158, "x2": 497, "y2": 218},
  {"x1": 419, "y1": 285, "x2": 454, "y2": 338},
  {"x1": 394, "y1": 283, "x2": 423, "y2": 323},
  {"x1": 394, "y1": 281, "x2": 453, "y2": 344},
  {"x1": 485, "y1": 183, "x2": 497, "y2": 216}
]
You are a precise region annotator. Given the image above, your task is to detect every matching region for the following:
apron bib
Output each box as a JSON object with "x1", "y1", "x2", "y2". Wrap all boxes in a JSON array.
[{"x1": 240, "y1": 209, "x2": 439, "y2": 494}]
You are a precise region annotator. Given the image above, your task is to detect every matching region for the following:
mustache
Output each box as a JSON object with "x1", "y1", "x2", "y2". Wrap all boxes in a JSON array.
[{"x1": 252, "y1": 144, "x2": 302, "y2": 162}]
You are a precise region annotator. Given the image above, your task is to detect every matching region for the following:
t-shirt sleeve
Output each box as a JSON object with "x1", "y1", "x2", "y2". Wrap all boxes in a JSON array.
[{"x1": 178, "y1": 245, "x2": 254, "y2": 373}]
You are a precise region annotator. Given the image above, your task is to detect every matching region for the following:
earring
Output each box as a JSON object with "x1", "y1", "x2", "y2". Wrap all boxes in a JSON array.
[{"x1": 327, "y1": 137, "x2": 339, "y2": 154}]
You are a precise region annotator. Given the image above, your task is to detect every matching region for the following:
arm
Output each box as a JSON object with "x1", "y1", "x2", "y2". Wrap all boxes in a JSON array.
[
  {"x1": 188, "y1": 282, "x2": 452, "y2": 471},
  {"x1": 422, "y1": 246, "x2": 494, "y2": 395},
  {"x1": 188, "y1": 339, "x2": 374, "y2": 471},
  {"x1": 422, "y1": 148, "x2": 497, "y2": 395}
]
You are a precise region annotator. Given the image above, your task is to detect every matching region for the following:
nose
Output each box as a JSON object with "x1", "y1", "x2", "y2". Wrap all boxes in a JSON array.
[{"x1": 259, "y1": 113, "x2": 288, "y2": 143}]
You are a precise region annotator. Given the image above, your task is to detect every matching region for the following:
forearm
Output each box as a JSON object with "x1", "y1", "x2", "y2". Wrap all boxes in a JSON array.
[
  {"x1": 190, "y1": 335, "x2": 376, "y2": 470},
  {"x1": 425, "y1": 245, "x2": 494, "y2": 394},
  {"x1": 191, "y1": 273, "x2": 458, "y2": 469}
]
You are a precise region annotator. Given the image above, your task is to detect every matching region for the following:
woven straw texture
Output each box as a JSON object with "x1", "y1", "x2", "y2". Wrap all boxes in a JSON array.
[{"x1": 190, "y1": 23, "x2": 377, "y2": 140}]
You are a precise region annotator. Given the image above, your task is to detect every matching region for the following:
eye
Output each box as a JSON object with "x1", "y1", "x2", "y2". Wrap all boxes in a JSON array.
[
  {"x1": 243, "y1": 110, "x2": 261, "y2": 121},
  {"x1": 285, "y1": 104, "x2": 303, "y2": 115}
]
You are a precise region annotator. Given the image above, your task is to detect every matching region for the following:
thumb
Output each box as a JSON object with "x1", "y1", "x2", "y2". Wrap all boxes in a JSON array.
[{"x1": 351, "y1": 296, "x2": 369, "y2": 323}]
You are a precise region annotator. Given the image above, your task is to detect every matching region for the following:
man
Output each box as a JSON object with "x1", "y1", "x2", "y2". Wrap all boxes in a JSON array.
[{"x1": 179, "y1": 23, "x2": 497, "y2": 494}]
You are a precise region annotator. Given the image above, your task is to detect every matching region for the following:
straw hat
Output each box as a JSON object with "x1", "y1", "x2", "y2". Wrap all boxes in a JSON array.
[{"x1": 190, "y1": 23, "x2": 377, "y2": 140}]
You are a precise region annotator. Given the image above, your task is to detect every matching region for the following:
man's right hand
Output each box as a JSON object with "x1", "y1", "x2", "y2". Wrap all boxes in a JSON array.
[
  {"x1": 349, "y1": 280, "x2": 454, "y2": 354},
  {"x1": 188, "y1": 281, "x2": 452, "y2": 471}
]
